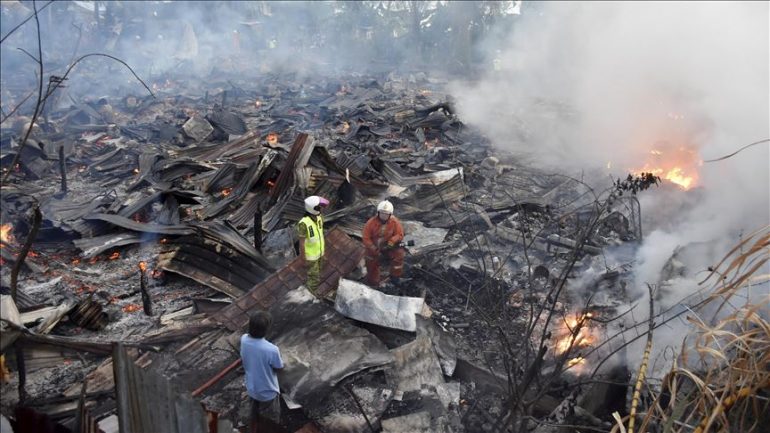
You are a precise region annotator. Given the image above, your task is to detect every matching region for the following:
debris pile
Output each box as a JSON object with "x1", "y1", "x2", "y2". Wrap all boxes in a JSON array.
[{"x1": 1, "y1": 71, "x2": 642, "y2": 432}]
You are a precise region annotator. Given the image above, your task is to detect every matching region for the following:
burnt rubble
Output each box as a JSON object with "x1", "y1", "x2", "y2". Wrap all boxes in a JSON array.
[{"x1": 1, "y1": 71, "x2": 641, "y2": 433}]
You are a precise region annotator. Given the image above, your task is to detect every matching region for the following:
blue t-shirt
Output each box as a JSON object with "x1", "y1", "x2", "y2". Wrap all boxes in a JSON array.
[{"x1": 240, "y1": 335, "x2": 284, "y2": 401}]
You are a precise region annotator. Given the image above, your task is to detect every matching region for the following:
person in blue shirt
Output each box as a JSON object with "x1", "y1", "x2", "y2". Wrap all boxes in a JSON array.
[{"x1": 240, "y1": 310, "x2": 284, "y2": 432}]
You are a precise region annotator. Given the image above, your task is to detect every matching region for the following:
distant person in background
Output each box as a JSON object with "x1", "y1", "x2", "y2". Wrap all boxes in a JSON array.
[{"x1": 241, "y1": 311, "x2": 283, "y2": 432}]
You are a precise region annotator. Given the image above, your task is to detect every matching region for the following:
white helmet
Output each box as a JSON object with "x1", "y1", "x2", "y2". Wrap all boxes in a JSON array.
[
  {"x1": 377, "y1": 200, "x2": 394, "y2": 214},
  {"x1": 304, "y1": 196, "x2": 329, "y2": 215}
]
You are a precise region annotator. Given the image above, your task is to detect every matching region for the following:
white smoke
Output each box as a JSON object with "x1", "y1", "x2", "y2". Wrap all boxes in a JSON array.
[{"x1": 450, "y1": 1, "x2": 769, "y2": 368}]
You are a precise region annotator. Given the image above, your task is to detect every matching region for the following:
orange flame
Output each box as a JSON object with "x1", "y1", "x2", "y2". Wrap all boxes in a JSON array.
[
  {"x1": 109, "y1": 252, "x2": 120, "y2": 260},
  {"x1": 72, "y1": 258, "x2": 81, "y2": 265},
  {"x1": 567, "y1": 357, "x2": 586, "y2": 368},
  {"x1": 221, "y1": 188, "x2": 233, "y2": 197},
  {"x1": 633, "y1": 145, "x2": 701, "y2": 190},
  {"x1": 139, "y1": 261, "x2": 147, "y2": 272},
  {"x1": 553, "y1": 312, "x2": 596, "y2": 355},
  {"x1": 266, "y1": 133, "x2": 279, "y2": 145},
  {"x1": 0, "y1": 224, "x2": 14, "y2": 246}
]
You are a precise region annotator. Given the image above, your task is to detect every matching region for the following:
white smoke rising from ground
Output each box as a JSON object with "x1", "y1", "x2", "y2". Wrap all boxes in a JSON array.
[{"x1": 451, "y1": 2, "x2": 769, "y2": 368}]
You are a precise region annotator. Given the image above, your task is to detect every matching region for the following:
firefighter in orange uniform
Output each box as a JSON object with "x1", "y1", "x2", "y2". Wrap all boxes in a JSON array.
[{"x1": 362, "y1": 200, "x2": 405, "y2": 287}]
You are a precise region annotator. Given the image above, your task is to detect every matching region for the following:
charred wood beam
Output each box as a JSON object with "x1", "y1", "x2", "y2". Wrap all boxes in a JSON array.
[
  {"x1": 269, "y1": 133, "x2": 308, "y2": 205},
  {"x1": 139, "y1": 266, "x2": 153, "y2": 316},
  {"x1": 254, "y1": 210, "x2": 263, "y2": 253},
  {"x1": 58, "y1": 145, "x2": 67, "y2": 194},
  {"x1": 11, "y1": 206, "x2": 42, "y2": 302}
]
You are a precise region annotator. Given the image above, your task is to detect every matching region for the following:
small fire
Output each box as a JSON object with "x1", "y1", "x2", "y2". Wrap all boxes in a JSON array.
[
  {"x1": 266, "y1": 133, "x2": 279, "y2": 145},
  {"x1": 28, "y1": 251, "x2": 39, "y2": 258},
  {"x1": 255, "y1": 100, "x2": 262, "y2": 108},
  {"x1": 159, "y1": 238, "x2": 169, "y2": 244},
  {"x1": 567, "y1": 357, "x2": 586, "y2": 368},
  {"x1": 266, "y1": 179, "x2": 276, "y2": 189},
  {"x1": 139, "y1": 261, "x2": 147, "y2": 272},
  {"x1": 151, "y1": 269, "x2": 164, "y2": 279},
  {"x1": 632, "y1": 144, "x2": 701, "y2": 190},
  {"x1": 133, "y1": 168, "x2": 140, "y2": 175},
  {"x1": 0, "y1": 224, "x2": 14, "y2": 246},
  {"x1": 221, "y1": 188, "x2": 233, "y2": 197},
  {"x1": 109, "y1": 252, "x2": 120, "y2": 260},
  {"x1": 72, "y1": 258, "x2": 81, "y2": 265},
  {"x1": 553, "y1": 312, "x2": 595, "y2": 355},
  {"x1": 122, "y1": 304, "x2": 142, "y2": 313}
]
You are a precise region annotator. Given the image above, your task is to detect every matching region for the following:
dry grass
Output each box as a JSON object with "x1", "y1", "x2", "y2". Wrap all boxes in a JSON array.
[{"x1": 616, "y1": 226, "x2": 770, "y2": 433}]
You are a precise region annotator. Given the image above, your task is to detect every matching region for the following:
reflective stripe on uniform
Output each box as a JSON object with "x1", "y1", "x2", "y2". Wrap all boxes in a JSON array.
[{"x1": 299, "y1": 215, "x2": 324, "y2": 261}]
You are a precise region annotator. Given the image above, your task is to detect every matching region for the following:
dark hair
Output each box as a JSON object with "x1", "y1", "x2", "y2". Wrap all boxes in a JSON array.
[{"x1": 248, "y1": 310, "x2": 271, "y2": 338}]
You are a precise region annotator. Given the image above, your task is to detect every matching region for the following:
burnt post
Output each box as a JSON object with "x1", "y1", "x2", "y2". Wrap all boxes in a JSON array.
[
  {"x1": 138, "y1": 262, "x2": 153, "y2": 316},
  {"x1": 15, "y1": 343, "x2": 27, "y2": 404},
  {"x1": 254, "y1": 208, "x2": 263, "y2": 253},
  {"x1": 58, "y1": 145, "x2": 67, "y2": 193}
]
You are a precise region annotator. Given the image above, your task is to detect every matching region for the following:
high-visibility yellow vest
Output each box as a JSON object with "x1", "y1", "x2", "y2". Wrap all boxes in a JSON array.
[{"x1": 299, "y1": 215, "x2": 324, "y2": 261}]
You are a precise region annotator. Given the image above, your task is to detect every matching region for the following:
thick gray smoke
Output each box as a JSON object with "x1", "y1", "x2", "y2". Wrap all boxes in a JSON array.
[{"x1": 450, "y1": 2, "x2": 769, "y2": 368}]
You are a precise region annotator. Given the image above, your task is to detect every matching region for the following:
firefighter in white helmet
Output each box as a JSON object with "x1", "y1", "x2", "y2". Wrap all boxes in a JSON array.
[
  {"x1": 298, "y1": 195, "x2": 329, "y2": 295},
  {"x1": 362, "y1": 200, "x2": 405, "y2": 287}
]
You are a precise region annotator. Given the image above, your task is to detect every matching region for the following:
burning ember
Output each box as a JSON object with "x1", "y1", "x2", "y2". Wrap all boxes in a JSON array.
[
  {"x1": 221, "y1": 187, "x2": 233, "y2": 197},
  {"x1": 139, "y1": 261, "x2": 147, "y2": 272},
  {"x1": 133, "y1": 168, "x2": 140, "y2": 175},
  {"x1": 122, "y1": 304, "x2": 142, "y2": 313},
  {"x1": 255, "y1": 100, "x2": 262, "y2": 108},
  {"x1": 0, "y1": 224, "x2": 14, "y2": 246},
  {"x1": 151, "y1": 269, "x2": 164, "y2": 279},
  {"x1": 266, "y1": 133, "x2": 279, "y2": 146},
  {"x1": 109, "y1": 252, "x2": 120, "y2": 260},
  {"x1": 632, "y1": 144, "x2": 701, "y2": 190}
]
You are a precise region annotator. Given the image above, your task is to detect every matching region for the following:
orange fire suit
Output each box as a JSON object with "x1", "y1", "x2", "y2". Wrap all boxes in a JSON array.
[{"x1": 362, "y1": 215, "x2": 405, "y2": 286}]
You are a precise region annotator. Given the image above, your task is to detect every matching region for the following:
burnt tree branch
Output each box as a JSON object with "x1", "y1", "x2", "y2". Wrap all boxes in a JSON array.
[{"x1": 10, "y1": 205, "x2": 42, "y2": 302}]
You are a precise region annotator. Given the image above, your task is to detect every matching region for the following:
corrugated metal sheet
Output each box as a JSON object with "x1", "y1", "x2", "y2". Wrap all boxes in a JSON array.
[
  {"x1": 215, "y1": 228, "x2": 364, "y2": 331},
  {"x1": 112, "y1": 343, "x2": 227, "y2": 433}
]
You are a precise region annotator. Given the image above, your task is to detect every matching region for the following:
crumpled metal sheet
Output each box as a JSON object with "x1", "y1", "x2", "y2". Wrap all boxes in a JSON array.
[
  {"x1": 269, "y1": 288, "x2": 394, "y2": 407},
  {"x1": 384, "y1": 334, "x2": 444, "y2": 399},
  {"x1": 334, "y1": 279, "x2": 425, "y2": 332},
  {"x1": 416, "y1": 316, "x2": 457, "y2": 377},
  {"x1": 112, "y1": 343, "x2": 213, "y2": 433}
]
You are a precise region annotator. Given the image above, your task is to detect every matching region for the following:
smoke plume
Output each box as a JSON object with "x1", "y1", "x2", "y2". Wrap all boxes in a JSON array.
[{"x1": 451, "y1": 1, "x2": 769, "y2": 368}]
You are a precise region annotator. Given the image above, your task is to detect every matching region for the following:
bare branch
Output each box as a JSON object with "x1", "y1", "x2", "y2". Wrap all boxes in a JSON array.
[{"x1": 0, "y1": 0, "x2": 54, "y2": 44}]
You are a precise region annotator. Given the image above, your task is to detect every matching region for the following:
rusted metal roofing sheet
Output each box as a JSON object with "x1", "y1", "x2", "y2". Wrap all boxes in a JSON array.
[
  {"x1": 215, "y1": 228, "x2": 364, "y2": 331},
  {"x1": 112, "y1": 342, "x2": 214, "y2": 433}
]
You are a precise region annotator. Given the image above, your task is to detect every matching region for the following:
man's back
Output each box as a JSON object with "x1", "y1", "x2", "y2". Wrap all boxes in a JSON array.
[{"x1": 240, "y1": 334, "x2": 283, "y2": 401}]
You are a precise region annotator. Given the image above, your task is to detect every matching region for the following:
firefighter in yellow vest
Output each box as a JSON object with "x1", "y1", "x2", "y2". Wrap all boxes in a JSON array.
[{"x1": 298, "y1": 195, "x2": 329, "y2": 295}]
